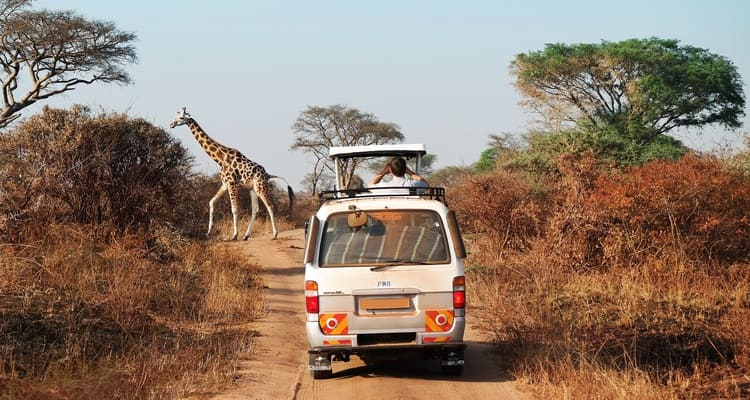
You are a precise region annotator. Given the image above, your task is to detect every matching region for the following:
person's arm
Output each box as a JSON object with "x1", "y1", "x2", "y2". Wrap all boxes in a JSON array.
[
  {"x1": 370, "y1": 165, "x2": 391, "y2": 185},
  {"x1": 405, "y1": 166, "x2": 428, "y2": 185}
]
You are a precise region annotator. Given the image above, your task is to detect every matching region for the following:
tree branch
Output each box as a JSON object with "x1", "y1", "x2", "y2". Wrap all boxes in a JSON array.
[{"x1": 0, "y1": 5, "x2": 136, "y2": 129}]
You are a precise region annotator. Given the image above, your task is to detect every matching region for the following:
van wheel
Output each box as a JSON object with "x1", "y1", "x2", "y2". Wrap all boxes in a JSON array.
[{"x1": 311, "y1": 369, "x2": 333, "y2": 379}]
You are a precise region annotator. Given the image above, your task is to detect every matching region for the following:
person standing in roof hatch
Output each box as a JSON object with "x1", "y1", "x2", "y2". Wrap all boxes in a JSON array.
[{"x1": 370, "y1": 156, "x2": 429, "y2": 187}]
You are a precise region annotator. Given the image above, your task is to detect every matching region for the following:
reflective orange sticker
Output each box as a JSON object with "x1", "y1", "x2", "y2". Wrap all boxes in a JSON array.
[
  {"x1": 323, "y1": 339, "x2": 352, "y2": 345},
  {"x1": 423, "y1": 337, "x2": 451, "y2": 343},
  {"x1": 424, "y1": 310, "x2": 454, "y2": 332},
  {"x1": 319, "y1": 313, "x2": 349, "y2": 335}
]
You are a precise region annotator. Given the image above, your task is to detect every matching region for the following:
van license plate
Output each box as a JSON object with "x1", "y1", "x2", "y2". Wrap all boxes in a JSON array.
[{"x1": 360, "y1": 297, "x2": 410, "y2": 310}]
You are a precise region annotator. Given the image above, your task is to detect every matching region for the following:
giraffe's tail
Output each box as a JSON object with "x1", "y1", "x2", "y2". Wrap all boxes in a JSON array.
[{"x1": 269, "y1": 175, "x2": 295, "y2": 216}]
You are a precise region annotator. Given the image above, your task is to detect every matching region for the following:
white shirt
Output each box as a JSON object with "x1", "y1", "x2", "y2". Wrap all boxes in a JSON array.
[{"x1": 373, "y1": 175, "x2": 427, "y2": 188}]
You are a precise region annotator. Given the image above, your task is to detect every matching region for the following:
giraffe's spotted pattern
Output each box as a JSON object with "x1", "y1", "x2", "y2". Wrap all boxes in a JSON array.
[{"x1": 170, "y1": 113, "x2": 292, "y2": 240}]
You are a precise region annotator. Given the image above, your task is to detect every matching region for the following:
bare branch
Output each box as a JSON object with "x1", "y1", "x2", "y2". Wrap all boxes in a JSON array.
[
  {"x1": 291, "y1": 105, "x2": 404, "y2": 189},
  {"x1": 0, "y1": 3, "x2": 137, "y2": 129}
]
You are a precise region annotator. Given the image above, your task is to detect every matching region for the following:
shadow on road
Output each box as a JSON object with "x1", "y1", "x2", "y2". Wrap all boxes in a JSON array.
[
  {"x1": 261, "y1": 264, "x2": 304, "y2": 276},
  {"x1": 326, "y1": 340, "x2": 516, "y2": 383}
]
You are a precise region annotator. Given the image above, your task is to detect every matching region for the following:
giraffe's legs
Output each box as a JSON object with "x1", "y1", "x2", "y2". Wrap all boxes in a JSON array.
[
  {"x1": 227, "y1": 184, "x2": 240, "y2": 240},
  {"x1": 259, "y1": 191, "x2": 279, "y2": 240},
  {"x1": 243, "y1": 190, "x2": 259, "y2": 241},
  {"x1": 207, "y1": 184, "x2": 228, "y2": 238},
  {"x1": 242, "y1": 189, "x2": 279, "y2": 240}
]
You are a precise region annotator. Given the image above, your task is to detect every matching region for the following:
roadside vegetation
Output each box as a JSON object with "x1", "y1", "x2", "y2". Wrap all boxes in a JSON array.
[
  {"x1": 0, "y1": 107, "x2": 274, "y2": 399},
  {"x1": 445, "y1": 37, "x2": 748, "y2": 399},
  {"x1": 0, "y1": 3, "x2": 270, "y2": 397},
  {"x1": 451, "y1": 149, "x2": 750, "y2": 399}
]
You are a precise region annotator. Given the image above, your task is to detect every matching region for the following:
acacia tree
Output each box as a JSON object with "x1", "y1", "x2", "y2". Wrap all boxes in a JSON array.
[
  {"x1": 292, "y1": 104, "x2": 404, "y2": 190},
  {"x1": 0, "y1": 0, "x2": 137, "y2": 128},
  {"x1": 511, "y1": 38, "x2": 745, "y2": 143}
]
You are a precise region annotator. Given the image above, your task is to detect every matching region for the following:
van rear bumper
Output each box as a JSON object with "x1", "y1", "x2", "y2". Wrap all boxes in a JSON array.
[
  {"x1": 306, "y1": 316, "x2": 466, "y2": 349},
  {"x1": 307, "y1": 316, "x2": 466, "y2": 371},
  {"x1": 309, "y1": 342, "x2": 466, "y2": 355}
]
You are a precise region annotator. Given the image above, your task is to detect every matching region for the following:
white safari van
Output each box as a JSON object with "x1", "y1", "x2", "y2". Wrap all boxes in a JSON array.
[{"x1": 303, "y1": 144, "x2": 467, "y2": 379}]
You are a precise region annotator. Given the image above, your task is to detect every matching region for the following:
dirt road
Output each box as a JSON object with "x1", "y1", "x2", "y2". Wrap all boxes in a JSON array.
[{"x1": 210, "y1": 229, "x2": 527, "y2": 400}]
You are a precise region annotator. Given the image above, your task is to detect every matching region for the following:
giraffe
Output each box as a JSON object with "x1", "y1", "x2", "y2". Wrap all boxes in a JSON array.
[{"x1": 169, "y1": 107, "x2": 294, "y2": 240}]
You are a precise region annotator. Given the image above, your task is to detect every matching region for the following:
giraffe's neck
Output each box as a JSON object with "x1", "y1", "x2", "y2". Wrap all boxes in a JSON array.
[{"x1": 187, "y1": 119, "x2": 231, "y2": 165}]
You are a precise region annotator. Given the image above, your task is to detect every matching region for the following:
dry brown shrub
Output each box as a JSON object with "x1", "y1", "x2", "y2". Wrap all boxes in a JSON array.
[
  {"x1": 0, "y1": 106, "x2": 275, "y2": 398},
  {"x1": 485, "y1": 244, "x2": 749, "y2": 399},
  {"x1": 538, "y1": 152, "x2": 613, "y2": 270},
  {"x1": 588, "y1": 154, "x2": 750, "y2": 264},
  {"x1": 0, "y1": 106, "x2": 200, "y2": 243},
  {"x1": 459, "y1": 152, "x2": 750, "y2": 398},
  {"x1": 0, "y1": 224, "x2": 263, "y2": 399},
  {"x1": 449, "y1": 168, "x2": 549, "y2": 259}
]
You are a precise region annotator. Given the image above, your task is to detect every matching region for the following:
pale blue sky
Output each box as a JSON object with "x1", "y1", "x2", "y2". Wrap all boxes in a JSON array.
[{"x1": 32, "y1": 1, "x2": 750, "y2": 187}]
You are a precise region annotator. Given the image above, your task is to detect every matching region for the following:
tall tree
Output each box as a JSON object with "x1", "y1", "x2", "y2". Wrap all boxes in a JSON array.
[
  {"x1": 291, "y1": 104, "x2": 404, "y2": 190},
  {"x1": 0, "y1": 0, "x2": 137, "y2": 128},
  {"x1": 474, "y1": 133, "x2": 525, "y2": 172},
  {"x1": 510, "y1": 38, "x2": 745, "y2": 142}
]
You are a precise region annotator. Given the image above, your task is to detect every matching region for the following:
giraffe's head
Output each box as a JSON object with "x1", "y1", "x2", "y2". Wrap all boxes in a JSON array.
[{"x1": 169, "y1": 107, "x2": 192, "y2": 129}]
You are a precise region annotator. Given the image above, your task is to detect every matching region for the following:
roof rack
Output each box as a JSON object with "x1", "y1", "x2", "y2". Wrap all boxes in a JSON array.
[
  {"x1": 329, "y1": 144, "x2": 427, "y2": 159},
  {"x1": 319, "y1": 186, "x2": 446, "y2": 205}
]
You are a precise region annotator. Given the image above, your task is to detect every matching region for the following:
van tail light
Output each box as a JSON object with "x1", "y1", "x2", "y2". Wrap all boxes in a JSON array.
[
  {"x1": 452, "y1": 276, "x2": 466, "y2": 310},
  {"x1": 305, "y1": 280, "x2": 319, "y2": 314}
]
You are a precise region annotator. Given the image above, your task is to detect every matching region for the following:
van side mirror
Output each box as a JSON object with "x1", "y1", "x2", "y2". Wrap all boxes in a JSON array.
[
  {"x1": 304, "y1": 216, "x2": 320, "y2": 264},
  {"x1": 447, "y1": 211, "x2": 467, "y2": 259}
]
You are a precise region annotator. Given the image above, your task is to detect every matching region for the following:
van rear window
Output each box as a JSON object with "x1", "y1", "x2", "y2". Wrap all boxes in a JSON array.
[{"x1": 319, "y1": 210, "x2": 449, "y2": 267}]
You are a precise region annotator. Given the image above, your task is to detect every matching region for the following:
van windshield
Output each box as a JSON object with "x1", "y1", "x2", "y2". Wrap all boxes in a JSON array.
[{"x1": 319, "y1": 210, "x2": 449, "y2": 267}]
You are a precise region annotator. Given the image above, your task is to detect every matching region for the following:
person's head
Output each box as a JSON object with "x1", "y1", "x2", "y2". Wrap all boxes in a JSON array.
[{"x1": 389, "y1": 157, "x2": 406, "y2": 177}]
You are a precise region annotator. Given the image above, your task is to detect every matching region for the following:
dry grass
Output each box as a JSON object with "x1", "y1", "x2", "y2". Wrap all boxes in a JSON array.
[
  {"x1": 0, "y1": 224, "x2": 264, "y2": 400},
  {"x1": 455, "y1": 154, "x2": 750, "y2": 399},
  {"x1": 519, "y1": 357, "x2": 679, "y2": 400}
]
